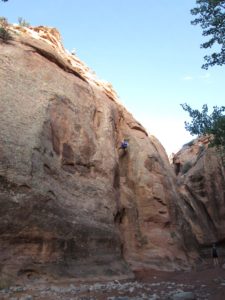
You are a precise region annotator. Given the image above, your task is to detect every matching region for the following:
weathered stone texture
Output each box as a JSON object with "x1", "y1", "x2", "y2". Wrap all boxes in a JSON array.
[
  {"x1": 173, "y1": 137, "x2": 225, "y2": 249},
  {"x1": 0, "y1": 27, "x2": 193, "y2": 281}
]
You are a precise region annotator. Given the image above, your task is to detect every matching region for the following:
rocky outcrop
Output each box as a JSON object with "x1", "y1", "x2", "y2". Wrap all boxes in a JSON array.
[
  {"x1": 172, "y1": 137, "x2": 225, "y2": 251},
  {"x1": 0, "y1": 25, "x2": 194, "y2": 282}
]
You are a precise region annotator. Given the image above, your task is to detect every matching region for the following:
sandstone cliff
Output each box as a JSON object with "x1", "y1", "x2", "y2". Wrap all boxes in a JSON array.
[
  {"x1": 172, "y1": 137, "x2": 225, "y2": 254},
  {"x1": 0, "y1": 25, "x2": 194, "y2": 281}
]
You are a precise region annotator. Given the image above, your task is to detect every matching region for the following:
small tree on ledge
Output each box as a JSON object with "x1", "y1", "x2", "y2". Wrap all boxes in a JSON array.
[
  {"x1": 0, "y1": 17, "x2": 11, "y2": 42},
  {"x1": 181, "y1": 103, "x2": 225, "y2": 164}
]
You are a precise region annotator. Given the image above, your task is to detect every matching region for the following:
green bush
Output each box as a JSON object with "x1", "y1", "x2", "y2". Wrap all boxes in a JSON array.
[
  {"x1": 0, "y1": 26, "x2": 11, "y2": 42},
  {"x1": 18, "y1": 17, "x2": 30, "y2": 27},
  {"x1": 0, "y1": 16, "x2": 11, "y2": 42},
  {"x1": 0, "y1": 16, "x2": 8, "y2": 27}
]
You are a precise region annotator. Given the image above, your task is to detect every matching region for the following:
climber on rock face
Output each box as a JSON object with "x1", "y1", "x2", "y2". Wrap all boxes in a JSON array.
[{"x1": 119, "y1": 139, "x2": 129, "y2": 152}]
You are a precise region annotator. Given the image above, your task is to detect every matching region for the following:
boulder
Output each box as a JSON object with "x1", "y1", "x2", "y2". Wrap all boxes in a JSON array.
[{"x1": 169, "y1": 291, "x2": 195, "y2": 300}]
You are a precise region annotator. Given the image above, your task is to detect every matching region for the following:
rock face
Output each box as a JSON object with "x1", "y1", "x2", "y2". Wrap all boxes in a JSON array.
[
  {"x1": 172, "y1": 137, "x2": 225, "y2": 253},
  {"x1": 0, "y1": 26, "x2": 193, "y2": 281}
]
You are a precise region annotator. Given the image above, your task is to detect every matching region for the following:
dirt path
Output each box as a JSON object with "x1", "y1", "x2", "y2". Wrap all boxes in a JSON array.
[
  {"x1": 0, "y1": 264, "x2": 225, "y2": 299},
  {"x1": 134, "y1": 264, "x2": 225, "y2": 300}
]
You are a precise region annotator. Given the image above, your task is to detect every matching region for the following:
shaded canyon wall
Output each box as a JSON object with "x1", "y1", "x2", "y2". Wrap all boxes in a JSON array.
[{"x1": 172, "y1": 137, "x2": 225, "y2": 257}]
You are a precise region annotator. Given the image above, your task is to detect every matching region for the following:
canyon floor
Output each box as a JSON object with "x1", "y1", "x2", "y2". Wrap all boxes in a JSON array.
[{"x1": 1, "y1": 261, "x2": 225, "y2": 300}]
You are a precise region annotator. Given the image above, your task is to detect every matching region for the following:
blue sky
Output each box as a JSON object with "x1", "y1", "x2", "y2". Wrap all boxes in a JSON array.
[{"x1": 1, "y1": 0, "x2": 225, "y2": 154}]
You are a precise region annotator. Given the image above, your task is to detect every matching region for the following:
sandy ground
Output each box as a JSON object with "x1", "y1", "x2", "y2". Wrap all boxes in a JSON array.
[
  {"x1": 0, "y1": 262, "x2": 225, "y2": 299},
  {"x1": 134, "y1": 265, "x2": 225, "y2": 300}
]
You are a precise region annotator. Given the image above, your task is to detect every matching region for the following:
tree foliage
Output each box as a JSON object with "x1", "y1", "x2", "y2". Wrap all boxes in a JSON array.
[
  {"x1": 18, "y1": 17, "x2": 30, "y2": 27},
  {"x1": 191, "y1": 0, "x2": 225, "y2": 69},
  {"x1": 0, "y1": 16, "x2": 11, "y2": 42},
  {"x1": 181, "y1": 103, "x2": 225, "y2": 150}
]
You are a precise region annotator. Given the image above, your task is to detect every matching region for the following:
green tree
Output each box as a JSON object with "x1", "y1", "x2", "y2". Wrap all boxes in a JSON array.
[
  {"x1": 191, "y1": 0, "x2": 225, "y2": 69},
  {"x1": 0, "y1": 16, "x2": 11, "y2": 42},
  {"x1": 181, "y1": 103, "x2": 225, "y2": 151},
  {"x1": 18, "y1": 17, "x2": 30, "y2": 27}
]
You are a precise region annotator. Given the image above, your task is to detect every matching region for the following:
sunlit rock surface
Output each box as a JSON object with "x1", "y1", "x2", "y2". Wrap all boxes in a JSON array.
[{"x1": 0, "y1": 25, "x2": 194, "y2": 281}]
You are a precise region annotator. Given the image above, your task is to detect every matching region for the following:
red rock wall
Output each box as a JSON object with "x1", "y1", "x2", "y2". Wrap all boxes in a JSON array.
[
  {"x1": 173, "y1": 138, "x2": 225, "y2": 251},
  {"x1": 0, "y1": 28, "x2": 195, "y2": 281}
]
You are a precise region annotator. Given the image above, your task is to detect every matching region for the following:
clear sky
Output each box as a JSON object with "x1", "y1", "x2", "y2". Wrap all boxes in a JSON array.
[{"x1": 1, "y1": 0, "x2": 225, "y2": 154}]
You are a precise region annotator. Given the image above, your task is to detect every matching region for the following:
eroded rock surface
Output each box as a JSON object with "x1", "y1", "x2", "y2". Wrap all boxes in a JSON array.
[
  {"x1": 172, "y1": 137, "x2": 225, "y2": 253},
  {"x1": 0, "y1": 26, "x2": 194, "y2": 282}
]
